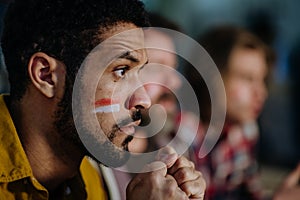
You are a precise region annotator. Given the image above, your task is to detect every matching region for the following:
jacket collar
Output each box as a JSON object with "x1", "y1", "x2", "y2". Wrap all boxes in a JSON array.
[{"x1": 0, "y1": 94, "x2": 32, "y2": 182}]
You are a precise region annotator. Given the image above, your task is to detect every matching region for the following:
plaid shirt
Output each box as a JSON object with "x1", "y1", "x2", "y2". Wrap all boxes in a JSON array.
[{"x1": 190, "y1": 121, "x2": 263, "y2": 200}]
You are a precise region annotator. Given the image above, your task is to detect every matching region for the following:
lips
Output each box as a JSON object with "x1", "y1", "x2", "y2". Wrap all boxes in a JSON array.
[
  {"x1": 119, "y1": 120, "x2": 141, "y2": 135},
  {"x1": 120, "y1": 125, "x2": 135, "y2": 135},
  {"x1": 253, "y1": 103, "x2": 263, "y2": 116}
]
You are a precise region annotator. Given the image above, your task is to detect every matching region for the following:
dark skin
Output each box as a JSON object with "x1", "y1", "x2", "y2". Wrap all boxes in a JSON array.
[{"x1": 7, "y1": 52, "x2": 81, "y2": 192}]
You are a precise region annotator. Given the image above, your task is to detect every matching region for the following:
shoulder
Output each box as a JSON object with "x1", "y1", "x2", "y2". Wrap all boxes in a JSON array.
[{"x1": 80, "y1": 157, "x2": 108, "y2": 200}]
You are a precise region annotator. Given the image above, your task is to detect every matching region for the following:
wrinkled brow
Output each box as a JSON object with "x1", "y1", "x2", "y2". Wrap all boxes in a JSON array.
[{"x1": 119, "y1": 51, "x2": 140, "y2": 63}]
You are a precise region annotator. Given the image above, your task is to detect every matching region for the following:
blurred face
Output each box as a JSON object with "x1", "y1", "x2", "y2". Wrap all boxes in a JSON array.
[
  {"x1": 224, "y1": 47, "x2": 268, "y2": 124},
  {"x1": 127, "y1": 29, "x2": 181, "y2": 153},
  {"x1": 142, "y1": 29, "x2": 181, "y2": 111},
  {"x1": 71, "y1": 23, "x2": 151, "y2": 166}
]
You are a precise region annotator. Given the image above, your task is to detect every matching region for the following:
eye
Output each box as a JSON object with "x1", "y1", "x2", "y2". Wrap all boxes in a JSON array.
[
  {"x1": 240, "y1": 73, "x2": 254, "y2": 83},
  {"x1": 113, "y1": 66, "x2": 129, "y2": 79}
]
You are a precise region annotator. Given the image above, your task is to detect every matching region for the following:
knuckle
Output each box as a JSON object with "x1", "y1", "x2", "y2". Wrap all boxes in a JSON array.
[
  {"x1": 199, "y1": 174, "x2": 206, "y2": 187},
  {"x1": 165, "y1": 182, "x2": 178, "y2": 196},
  {"x1": 166, "y1": 175, "x2": 178, "y2": 187},
  {"x1": 177, "y1": 156, "x2": 186, "y2": 165},
  {"x1": 178, "y1": 190, "x2": 189, "y2": 200},
  {"x1": 149, "y1": 174, "x2": 160, "y2": 185},
  {"x1": 177, "y1": 156, "x2": 193, "y2": 168},
  {"x1": 180, "y1": 182, "x2": 192, "y2": 196},
  {"x1": 195, "y1": 176, "x2": 206, "y2": 194},
  {"x1": 195, "y1": 169, "x2": 203, "y2": 178},
  {"x1": 190, "y1": 160, "x2": 195, "y2": 168},
  {"x1": 176, "y1": 168, "x2": 189, "y2": 180},
  {"x1": 165, "y1": 185, "x2": 177, "y2": 195}
]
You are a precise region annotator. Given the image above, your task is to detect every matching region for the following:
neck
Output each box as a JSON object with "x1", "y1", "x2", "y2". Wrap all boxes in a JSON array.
[{"x1": 6, "y1": 94, "x2": 84, "y2": 191}]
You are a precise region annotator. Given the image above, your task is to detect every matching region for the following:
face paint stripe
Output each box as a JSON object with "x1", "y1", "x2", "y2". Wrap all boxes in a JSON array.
[
  {"x1": 93, "y1": 104, "x2": 120, "y2": 113},
  {"x1": 95, "y1": 98, "x2": 119, "y2": 106}
]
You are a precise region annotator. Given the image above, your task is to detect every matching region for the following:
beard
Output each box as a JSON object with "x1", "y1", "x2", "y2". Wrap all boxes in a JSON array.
[
  {"x1": 53, "y1": 78, "x2": 143, "y2": 168},
  {"x1": 53, "y1": 80, "x2": 88, "y2": 161}
]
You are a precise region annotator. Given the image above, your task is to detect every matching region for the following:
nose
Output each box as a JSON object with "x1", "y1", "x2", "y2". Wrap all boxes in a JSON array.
[{"x1": 126, "y1": 85, "x2": 151, "y2": 110}]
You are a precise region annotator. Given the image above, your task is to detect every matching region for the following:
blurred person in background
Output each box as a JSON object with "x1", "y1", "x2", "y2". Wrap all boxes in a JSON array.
[
  {"x1": 135, "y1": 13, "x2": 183, "y2": 153},
  {"x1": 186, "y1": 25, "x2": 275, "y2": 200}
]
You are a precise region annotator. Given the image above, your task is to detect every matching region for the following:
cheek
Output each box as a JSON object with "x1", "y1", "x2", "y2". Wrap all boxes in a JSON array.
[
  {"x1": 227, "y1": 85, "x2": 252, "y2": 105},
  {"x1": 94, "y1": 98, "x2": 121, "y2": 113},
  {"x1": 94, "y1": 99, "x2": 121, "y2": 136},
  {"x1": 96, "y1": 113, "x2": 114, "y2": 131},
  {"x1": 226, "y1": 84, "x2": 253, "y2": 121}
]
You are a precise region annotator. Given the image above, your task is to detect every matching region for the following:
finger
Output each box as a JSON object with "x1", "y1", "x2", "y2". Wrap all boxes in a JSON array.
[
  {"x1": 143, "y1": 161, "x2": 168, "y2": 174},
  {"x1": 165, "y1": 175, "x2": 189, "y2": 200},
  {"x1": 127, "y1": 161, "x2": 167, "y2": 192},
  {"x1": 156, "y1": 146, "x2": 178, "y2": 168},
  {"x1": 176, "y1": 188, "x2": 189, "y2": 200},
  {"x1": 180, "y1": 174, "x2": 206, "y2": 199},
  {"x1": 158, "y1": 145, "x2": 177, "y2": 155},
  {"x1": 173, "y1": 167, "x2": 201, "y2": 185},
  {"x1": 165, "y1": 174, "x2": 180, "y2": 193},
  {"x1": 157, "y1": 153, "x2": 178, "y2": 168},
  {"x1": 168, "y1": 156, "x2": 194, "y2": 175}
]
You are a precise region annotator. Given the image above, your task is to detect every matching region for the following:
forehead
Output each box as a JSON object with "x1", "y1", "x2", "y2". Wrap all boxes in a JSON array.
[
  {"x1": 228, "y1": 47, "x2": 267, "y2": 75},
  {"x1": 76, "y1": 23, "x2": 146, "y2": 93},
  {"x1": 100, "y1": 22, "x2": 146, "y2": 56},
  {"x1": 82, "y1": 23, "x2": 146, "y2": 71},
  {"x1": 101, "y1": 22, "x2": 145, "y2": 47}
]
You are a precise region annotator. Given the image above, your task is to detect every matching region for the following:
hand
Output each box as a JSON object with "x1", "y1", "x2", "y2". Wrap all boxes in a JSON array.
[
  {"x1": 126, "y1": 161, "x2": 189, "y2": 200},
  {"x1": 168, "y1": 156, "x2": 205, "y2": 199},
  {"x1": 157, "y1": 146, "x2": 206, "y2": 200},
  {"x1": 274, "y1": 164, "x2": 300, "y2": 200}
]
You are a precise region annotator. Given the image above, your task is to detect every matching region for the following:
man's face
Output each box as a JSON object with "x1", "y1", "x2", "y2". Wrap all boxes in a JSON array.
[
  {"x1": 95, "y1": 50, "x2": 149, "y2": 150},
  {"x1": 224, "y1": 47, "x2": 268, "y2": 124},
  {"x1": 71, "y1": 23, "x2": 151, "y2": 166}
]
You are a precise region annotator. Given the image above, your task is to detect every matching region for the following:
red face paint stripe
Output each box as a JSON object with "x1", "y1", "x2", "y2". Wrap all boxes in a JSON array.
[{"x1": 95, "y1": 98, "x2": 119, "y2": 106}]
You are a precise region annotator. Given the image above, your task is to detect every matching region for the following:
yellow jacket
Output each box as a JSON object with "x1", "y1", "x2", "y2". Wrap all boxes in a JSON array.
[{"x1": 0, "y1": 95, "x2": 107, "y2": 200}]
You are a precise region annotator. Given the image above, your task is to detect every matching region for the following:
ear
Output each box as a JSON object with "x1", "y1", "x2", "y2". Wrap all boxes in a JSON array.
[{"x1": 28, "y1": 52, "x2": 65, "y2": 98}]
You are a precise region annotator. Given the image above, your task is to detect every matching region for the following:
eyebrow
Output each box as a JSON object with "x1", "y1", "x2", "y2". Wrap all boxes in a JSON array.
[
  {"x1": 119, "y1": 51, "x2": 140, "y2": 63},
  {"x1": 139, "y1": 60, "x2": 149, "y2": 71}
]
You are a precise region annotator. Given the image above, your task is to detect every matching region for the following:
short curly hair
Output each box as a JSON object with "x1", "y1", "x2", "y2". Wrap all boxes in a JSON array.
[{"x1": 2, "y1": 0, "x2": 149, "y2": 101}]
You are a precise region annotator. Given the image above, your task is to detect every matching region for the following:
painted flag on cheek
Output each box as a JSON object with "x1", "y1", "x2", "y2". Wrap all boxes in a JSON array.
[{"x1": 94, "y1": 98, "x2": 120, "y2": 113}]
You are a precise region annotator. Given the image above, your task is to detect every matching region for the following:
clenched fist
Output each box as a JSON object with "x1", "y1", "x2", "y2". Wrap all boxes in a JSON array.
[{"x1": 126, "y1": 146, "x2": 206, "y2": 200}]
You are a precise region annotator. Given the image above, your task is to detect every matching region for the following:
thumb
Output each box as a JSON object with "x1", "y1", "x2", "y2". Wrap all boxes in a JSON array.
[
  {"x1": 156, "y1": 146, "x2": 178, "y2": 168},
  {"x1": 143, "y1": 161, "x2": 168, "y2": 174}
]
